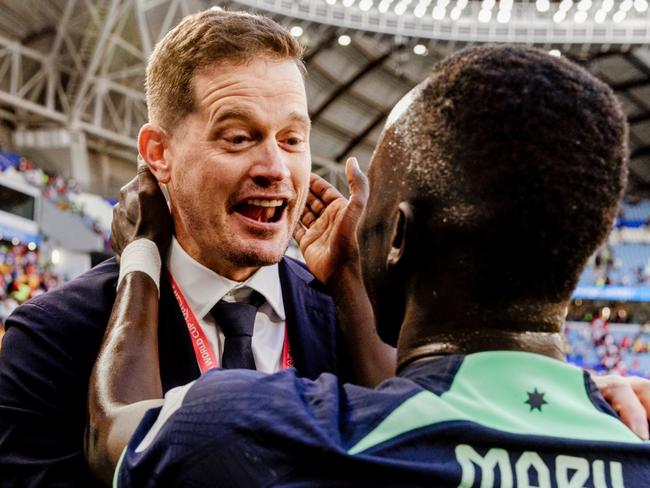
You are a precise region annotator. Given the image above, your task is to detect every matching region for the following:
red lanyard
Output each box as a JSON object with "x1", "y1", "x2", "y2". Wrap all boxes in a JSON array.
[{"x1": 166, "y1": 269, "x2": 293, "y2": 374}]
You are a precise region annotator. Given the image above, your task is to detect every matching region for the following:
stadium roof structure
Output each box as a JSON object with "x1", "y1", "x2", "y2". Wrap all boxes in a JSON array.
[{"x1": 0, "y1": 0, "x2": 649, "y2": 196}]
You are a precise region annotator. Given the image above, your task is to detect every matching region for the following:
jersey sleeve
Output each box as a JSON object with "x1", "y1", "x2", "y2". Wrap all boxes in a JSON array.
[
  {"x1": 116, "y1": 382, "x2": 195, "y2": 488},
  {"x1": 116, "y1": 368, "x2": 348, "y2": 487}
]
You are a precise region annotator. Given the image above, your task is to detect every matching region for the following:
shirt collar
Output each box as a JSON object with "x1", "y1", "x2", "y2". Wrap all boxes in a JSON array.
[{"x1": 166, "y1": 237, "x2": 286, "y2": 321}]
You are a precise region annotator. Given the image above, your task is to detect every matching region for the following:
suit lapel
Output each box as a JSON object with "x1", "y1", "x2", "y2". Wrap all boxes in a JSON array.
[
  {"x1": 157, "y1": 271, "x2": 201, "y2": 392},
  {"x1": 279, "y1": 258, "x2": 338, "y2": 380}
]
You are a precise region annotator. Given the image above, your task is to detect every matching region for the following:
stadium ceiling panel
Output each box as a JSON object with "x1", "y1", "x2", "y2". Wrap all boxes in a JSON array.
[
  {"x1": 236, "y1": 0, "x2": 650, "y2": 44},
  {"x1": 0, "y1": 0, "x2": 648, "y2": 195}
]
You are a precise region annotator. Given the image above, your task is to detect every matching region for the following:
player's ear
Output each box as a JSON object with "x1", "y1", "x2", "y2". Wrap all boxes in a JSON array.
[
  {"x1": 386, "y1": 201, "x2": 414, "y2": 271},
  {"x1": 138, "y1": 123, "x2": 171, "y2": 184}
]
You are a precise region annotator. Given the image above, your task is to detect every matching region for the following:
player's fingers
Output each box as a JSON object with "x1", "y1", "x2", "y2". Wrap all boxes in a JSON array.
[
  {"x1": 305, "y1": 192, "x2": 319, "y2": 206},
  {"x1": 119, "y1": 172, "x2": 139, "y2": 198},
  {"x1": 118, "y1": 176, "x2": 141, "y2": 223},
  {"x1": 113, "y1": 204, "x2": 134, "y2": 233},
  {"x1": 137, "y1": 164, "x2": 157, "y2": 190},
  {"x1": 136, "y1": 155, "x2": 148, "y2": 173},
  {"x1": 630, "y1": 377, "x2": 650, "y2": 422},
  {"x1": 136, "y1": 160, "x2": 166, "y2": 210},
  {"x1": 300, "y1": 210, "x2": 317, "y2": 229},
  {"x1": 345, "y1": 157, "x2": 368, "y2": 213},
  {"x1": 306, "y1": 194, "x2": 326, "y2": 216},
  {"x1": 596, "y1": 376, "x2": 649, "y2": 440},
  {"x1": 293, "y1": 221, "x2": 307, "y2": 244},
  {"x1": 309, "y1": 173, "x2": 344, "y2": 204},
  {"x1": 300, "y1": 202, "x2": 317, "y2": 221},
  {"x1": 123, "y1": 195, "x2": 139, "y2": 224}
]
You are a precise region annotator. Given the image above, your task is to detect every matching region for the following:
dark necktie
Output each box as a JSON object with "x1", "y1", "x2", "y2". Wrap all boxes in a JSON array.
[{"x1": 210, "y1": 291, "x2": 264, "y2": 370}]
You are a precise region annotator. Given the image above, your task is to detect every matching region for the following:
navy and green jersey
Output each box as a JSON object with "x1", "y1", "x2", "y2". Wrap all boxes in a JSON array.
[{"x1": 116, "y1": 351, "x2": 650, "y2": 487}]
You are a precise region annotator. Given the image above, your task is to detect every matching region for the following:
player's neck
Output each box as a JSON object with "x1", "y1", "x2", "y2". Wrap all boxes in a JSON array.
[{"x1": 396, "y1": 300, "x2": 567, "y2": 372}]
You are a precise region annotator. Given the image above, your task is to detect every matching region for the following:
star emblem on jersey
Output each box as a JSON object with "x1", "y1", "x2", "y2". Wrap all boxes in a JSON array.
[{"x1": 525, "y1": 388, "x2": 548, "y2": 412}]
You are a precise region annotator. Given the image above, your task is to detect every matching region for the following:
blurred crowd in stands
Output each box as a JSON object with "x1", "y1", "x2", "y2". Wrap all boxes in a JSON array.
[
  {"x1": 587, "y1": 243, "x2": 650, "y2": 287},
  {"x1": 566, "y1": 304, "x2": 650, "y2": 378},
  {"x1": 0, "y1": 150, "x2": 112, "y2": 247},
  {"x1": 0, "y1": 241, "x2": 62, "y2": 338},
  {"x1": 578, "y1": 199, "x2": 650, "y2": 288}
]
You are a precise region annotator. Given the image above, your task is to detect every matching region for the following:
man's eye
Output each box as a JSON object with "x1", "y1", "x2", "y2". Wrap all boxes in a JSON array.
[
  {"x1": 230, "y1": 135, "x2": 248, "y2": 144},
  {"x1": 286, "y1": 136, "x2": 304, "y2": 146}
]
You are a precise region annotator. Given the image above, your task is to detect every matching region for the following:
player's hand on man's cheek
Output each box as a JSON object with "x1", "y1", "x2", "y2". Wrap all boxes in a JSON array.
[
  {"x1": 294, "y1": 157, "x2": 368, "y2": 286},
  {"x1": 592, "y1": 374, "x2": 650, "y2": 440}
]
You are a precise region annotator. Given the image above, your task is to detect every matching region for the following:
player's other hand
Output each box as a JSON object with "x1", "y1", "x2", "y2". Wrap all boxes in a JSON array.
[
  {"x1": 294, "y1": 157, "x2": 368, "y2": 287},
  {"x1": 110, "y1": 160, "x2": 173, "y2": 258},
  {"x1": 592, "y1": 374, "x2": 650, "y2": 440}
]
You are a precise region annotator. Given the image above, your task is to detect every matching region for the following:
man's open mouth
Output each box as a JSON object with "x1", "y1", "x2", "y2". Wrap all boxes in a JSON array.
[{"x1": 233, "y1": 199, "x2": 288, "y2": 224}]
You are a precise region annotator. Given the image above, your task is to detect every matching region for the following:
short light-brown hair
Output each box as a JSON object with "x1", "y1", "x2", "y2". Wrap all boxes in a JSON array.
[{"x1": 145, "y1": 9, "x2": 304, "y2": 130}]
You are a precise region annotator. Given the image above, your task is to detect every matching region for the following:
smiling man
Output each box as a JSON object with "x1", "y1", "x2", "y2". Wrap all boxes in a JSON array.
[
  {"x1": 142, "y1": 51, "x2": 311, "y2": 281},
  {"x1": 0, "y1": 10, "x2": 356, "y2": 487}
]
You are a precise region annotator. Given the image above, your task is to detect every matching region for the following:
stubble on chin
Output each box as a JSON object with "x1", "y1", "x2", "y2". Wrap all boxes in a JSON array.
[
  {"x1": 228, "y1": 251, "x2": 282, "y2": 269},
  {"x1": 222, "y1": 231, "x2": 293, "y2": 269}
]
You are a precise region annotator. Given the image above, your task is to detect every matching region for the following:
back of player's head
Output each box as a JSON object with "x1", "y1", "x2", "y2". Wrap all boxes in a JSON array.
[{"x1": 379, "y1": 45, "x2": 627, "y2": 306}]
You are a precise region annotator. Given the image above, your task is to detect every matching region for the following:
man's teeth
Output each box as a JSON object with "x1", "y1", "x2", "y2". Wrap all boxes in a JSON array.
[{"x1": 245, "y1": 199, "x2": 284, "y2": 207}]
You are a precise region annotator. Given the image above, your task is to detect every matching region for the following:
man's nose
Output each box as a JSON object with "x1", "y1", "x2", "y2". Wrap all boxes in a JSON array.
[{"x1": 250, "y1": 140, "x2": 291, "y2": 186}]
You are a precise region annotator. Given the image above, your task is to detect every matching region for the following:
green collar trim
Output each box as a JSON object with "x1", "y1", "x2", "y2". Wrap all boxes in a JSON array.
[{"x1": 349, "y1": 351, "x2": 641, "y2": 455}]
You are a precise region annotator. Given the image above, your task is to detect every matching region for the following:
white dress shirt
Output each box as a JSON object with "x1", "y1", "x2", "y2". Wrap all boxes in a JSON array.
[{"x1": 167, "y1": 238, "x2": 286, "y2": 373}]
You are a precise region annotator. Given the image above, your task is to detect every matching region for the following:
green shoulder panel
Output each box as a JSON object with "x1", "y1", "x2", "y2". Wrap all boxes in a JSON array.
[{"x1": 349, "y1": 351, "x2": 641, "y2": 455}]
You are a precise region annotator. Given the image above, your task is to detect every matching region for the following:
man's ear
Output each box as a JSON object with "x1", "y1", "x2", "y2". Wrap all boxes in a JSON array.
[
  {"x1": 138, "y1": 123, "x2": 171, "y2": 184},
  {"x1": 386, "y1": 201, "x2": 414, "y2": 270}
]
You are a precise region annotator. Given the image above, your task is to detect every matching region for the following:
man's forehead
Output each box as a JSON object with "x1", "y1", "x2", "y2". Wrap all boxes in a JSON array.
[
  {"x1": 191, "y1": 60, "x2": 308, "y2": 122},
  {"x1": 192, "y1": 58, "x2": 304, "y2": 100},
  {"x1": 195, "y1": 57, "x2": 305, "y2": 89}
]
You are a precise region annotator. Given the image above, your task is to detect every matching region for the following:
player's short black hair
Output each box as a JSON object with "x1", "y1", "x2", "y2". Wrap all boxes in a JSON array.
[{"x1": 394, "y1": 45, "x2": 628, "y2": 304}]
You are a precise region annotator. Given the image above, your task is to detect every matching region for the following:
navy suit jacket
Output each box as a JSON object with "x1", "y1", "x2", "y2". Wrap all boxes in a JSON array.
[{"x1": 0, "y1": 257, "x2": 343, "y2": 487}]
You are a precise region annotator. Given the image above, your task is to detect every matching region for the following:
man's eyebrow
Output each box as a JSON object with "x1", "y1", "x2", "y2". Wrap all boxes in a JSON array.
[
  {"x1": 212, "y1": 107, "x2": 257, "y2": 124},
  {"x1": 287, "y1": 112, "x2": 311, "y2": 128},
  {"x1": 211, "y1": 108, "x2": 311, "y2": 128}
]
